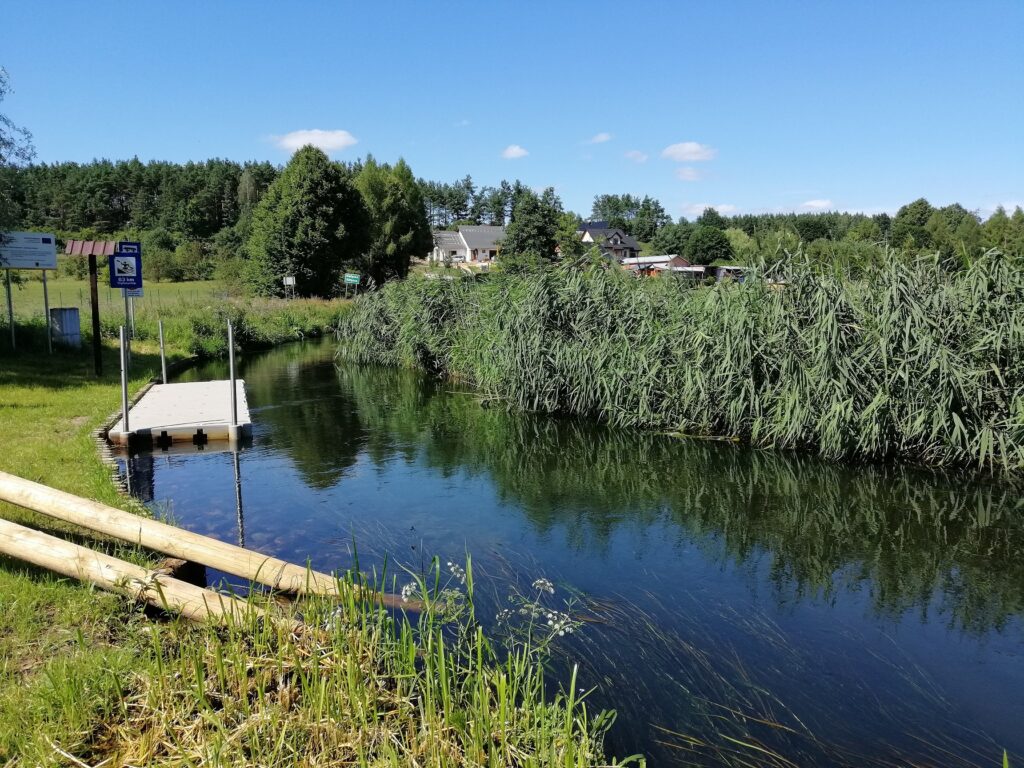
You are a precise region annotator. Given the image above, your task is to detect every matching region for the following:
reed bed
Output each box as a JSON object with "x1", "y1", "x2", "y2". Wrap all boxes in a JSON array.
[{"x1": 337, "y1": 251, "x2": 1024, "y2": 473}]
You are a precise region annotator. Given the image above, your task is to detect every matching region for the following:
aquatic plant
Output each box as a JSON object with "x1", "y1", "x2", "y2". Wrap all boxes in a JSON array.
[{"x1": 337, "y1": 250, "x2": 1024, "y2": 473}]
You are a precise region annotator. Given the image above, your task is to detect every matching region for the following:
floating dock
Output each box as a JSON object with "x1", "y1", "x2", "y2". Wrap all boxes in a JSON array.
[{"x1": 108, "y1": 379, "x2": 251, "y2": 447}]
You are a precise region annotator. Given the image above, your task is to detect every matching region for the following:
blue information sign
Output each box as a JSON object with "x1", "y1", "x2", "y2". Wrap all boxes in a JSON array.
[{"x1": 109, "y1": 242, "x2": 143, "y2": 289}]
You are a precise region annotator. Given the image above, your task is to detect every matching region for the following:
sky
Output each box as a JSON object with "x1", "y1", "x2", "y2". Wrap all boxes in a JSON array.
[{"x1": 2, "y1": 1, "x2": 1022, "y2": 219}]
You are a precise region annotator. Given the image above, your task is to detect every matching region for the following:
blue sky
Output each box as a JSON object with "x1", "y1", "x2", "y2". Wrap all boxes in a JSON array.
[{"x1": 3, "y1": 1, "x2": 1022, "y2": 219}]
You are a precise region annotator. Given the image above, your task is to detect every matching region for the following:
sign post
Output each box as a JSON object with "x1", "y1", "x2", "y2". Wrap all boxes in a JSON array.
[
  {"x1": 110, "y1": 241, "x2": 142, "y2": 368},
  {"x1": 0, "y1": 232, "x2": 59, "y2": 352},
  {"x1": 343, "y1": 272, "x2": 360, "y2": 299}
]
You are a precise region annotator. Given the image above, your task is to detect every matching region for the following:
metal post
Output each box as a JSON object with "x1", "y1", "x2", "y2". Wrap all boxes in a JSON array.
[
  {"x1": 158, "y1": 318, "x2": 167, "y2": 384},
  {"x1": 42, "y1": 269, "x2": 52, "y2": 354},
  {"x1": 232, "y1": 449, "x2": 245, "y2": 548},
  {"x1": 122, "y1": 288, "x2": 131, "y2": 372},
  {"x1": 4, "y1": 269, "x2": 13, "y2": 351},
  {"x1": 119, "y1": 326, "x2": 130, "y2": 436},
  {"x1": 228, "y1": 320, "x2": 238, "y2": 427},
  {"x1": 88, "y1": 255, "x2": 102, "y2": 376},
  {"x1": 128, "y1": 296, "x2": 136, "y2": 338}
]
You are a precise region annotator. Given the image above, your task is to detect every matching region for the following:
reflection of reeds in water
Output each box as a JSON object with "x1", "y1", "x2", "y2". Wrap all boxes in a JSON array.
[
  {"x1": 175, "y1": 342, "x2": 1023, "y2": 766},
  {"x1": 326, "y1": 361, "x2": 1024, "y2": 636}
]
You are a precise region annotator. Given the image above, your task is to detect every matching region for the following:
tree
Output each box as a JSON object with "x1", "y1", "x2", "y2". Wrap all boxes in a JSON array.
[
  {"x1": 355, "y1": 156, "x2": 432, "y2": 284},
  {"x1": 983, "y1": 206, "x2": 1011, "y2": 250},
  {"x1": 633, "y1": 196, "x2": 671, "y2": 241},
  {"x1": 793, "y1": 214, "x2": 831, "y2": 242},
  {"x1": 1009, "y1": 207, "x2": 1024, "y2": 256},
  {"x1": 0, "y1": 68, "x2": 34, "y2": 233},
  {"x1": 500, "y1": 187, "x2": 563, "y2": 262},
  {"x1": 555, "y1": 212, "x2": 585, "y2": 260},
  {"x1": 649, "y1": 220, "x2": 693, "y2": 255},
  {"x1": 243, "y1": 145, "x2": 370, "y2": 297},
  {"x1": 684, "y1": 225, "x2": 734, "y2": 265},
  {"x1": 696, "y1": 207, "x2": 728, "y2": 231},
  {"x1": 891, "y1": 198, "x2": 935, "y2": 250}
]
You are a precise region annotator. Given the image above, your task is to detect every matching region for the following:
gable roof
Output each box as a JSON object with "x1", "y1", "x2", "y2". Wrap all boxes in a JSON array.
[
  {"x1": 432, "y1": 230, "x2": 466, "y2": 250},
  {"x1": 459, "y1": 225, "x2": 505, "y2": 251},
  {"x1": 579, "y1": 225, "x2": 640, "y2": 250}
]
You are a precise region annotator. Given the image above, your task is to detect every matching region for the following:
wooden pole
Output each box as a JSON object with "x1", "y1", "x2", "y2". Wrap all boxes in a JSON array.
[
  {"x1": 0, "y1": 470, "x2": 405, "y2": 608},
  {"x1": 4, "y1": 268, "x2": 13, "y2": 350},
  {"x1": 0, "y1": 517, "x2": 278, "y2": 627}
]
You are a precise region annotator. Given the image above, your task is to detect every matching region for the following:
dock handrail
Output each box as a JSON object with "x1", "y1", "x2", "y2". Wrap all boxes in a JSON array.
[{"x1": 0, "y1": 470, "x2": 405, "y2": 609}]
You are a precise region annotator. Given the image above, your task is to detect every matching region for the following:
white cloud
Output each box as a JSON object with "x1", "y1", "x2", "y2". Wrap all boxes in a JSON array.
[
  {"x1": 274, "y1": 129, "x2": 358, "y2": 153},
  {"x1": 586, "y1": 132, "x2": 612, "y2": 144},
  {"x1": 801, "y1": 199, "x2": 833, "y2": 210},
  {"x1": 681, "y1": 203, "x2": 737, "y2": 217},
  {"x1": 675, "y1": 167, "x2": 702, "y2": 182},
  {"x1": 502, "y1": 144, "x2": 529, "y2": 159},
  {"x1": 662, "y1": 141, "x2": 717, "y2": 162},
  {"x1": 624, "y1": 150, "x2": 648, "y2": 164}
]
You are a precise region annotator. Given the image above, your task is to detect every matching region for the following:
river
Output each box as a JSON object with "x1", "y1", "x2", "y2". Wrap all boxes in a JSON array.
[{"x1": 117, "y1": 340, "x2": 1024, "y2": 766}]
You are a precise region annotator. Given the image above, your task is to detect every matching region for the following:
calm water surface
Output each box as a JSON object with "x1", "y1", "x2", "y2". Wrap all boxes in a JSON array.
[{"x1": 119, "y1": 341, "x2": 1024, "y2": 766}]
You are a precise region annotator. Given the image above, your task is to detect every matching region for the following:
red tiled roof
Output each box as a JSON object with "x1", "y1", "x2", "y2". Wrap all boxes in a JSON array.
[{"x1": 65, "y1": 240, "x2": 117, "y2": 256}]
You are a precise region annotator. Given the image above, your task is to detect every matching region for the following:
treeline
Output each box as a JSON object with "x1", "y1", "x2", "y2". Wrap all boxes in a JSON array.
[
  {"x1": 5, "y1": 153, "x2": 1024, "y2": 288},
  {"x1": 0, "y1": 150, "x2": 432, "y2": 295}
]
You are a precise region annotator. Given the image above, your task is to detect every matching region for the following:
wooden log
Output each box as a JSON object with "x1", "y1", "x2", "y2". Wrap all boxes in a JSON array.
[
  {"x1": 0, "y1": 517, "x2": 284, "y2": 627},
  {"x1": 0, "y1": 470, "x2": 406, "y2": 609}
]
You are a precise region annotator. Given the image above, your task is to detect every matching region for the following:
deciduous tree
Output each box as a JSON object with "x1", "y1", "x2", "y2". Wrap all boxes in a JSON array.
[{"x1": 243, "y1": 145, "x2": 370, "y2": 297}]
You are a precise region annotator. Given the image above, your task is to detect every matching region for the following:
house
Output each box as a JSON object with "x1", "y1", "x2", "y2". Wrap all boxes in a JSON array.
[
  {"x1": 428, "y1": 225, "x2": 505, "y2": 264},
  {"x1": 578, "y1": 221, "x2": 642, "y2": 262},
  {"x1": 430, "y1": 230, "x2": 469, "y2": 263},
  {"x1": 459, "y1": 225, "x2": 504, "y2": 262}
]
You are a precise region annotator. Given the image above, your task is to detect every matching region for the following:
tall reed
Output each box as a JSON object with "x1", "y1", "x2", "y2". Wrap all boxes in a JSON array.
[{"x1": 337, "y1": 251, "x2": 1024, "y2": 473}]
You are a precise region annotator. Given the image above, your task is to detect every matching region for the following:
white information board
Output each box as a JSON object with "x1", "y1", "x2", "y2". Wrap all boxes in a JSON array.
[{"x1": 0, "y1": 231, "x2": 58, "y2": 269}]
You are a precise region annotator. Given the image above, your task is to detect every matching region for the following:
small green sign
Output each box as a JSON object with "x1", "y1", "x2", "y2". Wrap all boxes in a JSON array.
[{"x1": 343, "y1": 273, "x2": 361, "y2": 285}]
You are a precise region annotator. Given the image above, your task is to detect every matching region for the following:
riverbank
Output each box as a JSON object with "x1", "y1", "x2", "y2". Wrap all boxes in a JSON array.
[{"x1": 0, "y1": 304, "x2": 624, "y2": 765}]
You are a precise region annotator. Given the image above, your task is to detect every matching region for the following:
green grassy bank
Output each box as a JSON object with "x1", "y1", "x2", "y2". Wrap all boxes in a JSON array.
[
  {"x1": 0, "y1": 303, "x2": 626, "y2": 765},
  {"x1": 337, "y1": 251, "x2": 1024, "y2": 474}
]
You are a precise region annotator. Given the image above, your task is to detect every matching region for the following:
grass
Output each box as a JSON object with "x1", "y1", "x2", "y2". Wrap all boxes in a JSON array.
[
  {"x1": 2, "y1": 275, "x2": 348, "y2": 359},
  {"x1": 0, "y1": 304, "x2": 627, "y2": 764},
  {"x1": 5, "y1": 274, "x2": 224, "y2": 322},
  {"x1": 337, "y1": 249, "x2": 1024, "y2": 474}
]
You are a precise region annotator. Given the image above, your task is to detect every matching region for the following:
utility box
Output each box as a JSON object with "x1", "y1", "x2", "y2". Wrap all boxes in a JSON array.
[{"x1": 49, "y1": 307, "x2": 81, "y2": 348}]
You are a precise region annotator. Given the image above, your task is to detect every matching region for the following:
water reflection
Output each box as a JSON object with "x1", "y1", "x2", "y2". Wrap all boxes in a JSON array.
[{"x1": 145, "y1": 341, "x2": 1024, "y2": 765}]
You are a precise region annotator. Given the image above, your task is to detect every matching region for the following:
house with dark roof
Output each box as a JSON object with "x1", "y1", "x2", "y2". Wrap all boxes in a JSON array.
[
  {"x1": 578, "y1": 221, "x2": 642, "y2": 262},
  {"x1": 428, "y1": 225, "x2": 505, "y2": 263},
  {"x1": 430, "y1": 230, "x2": 469, "y2": 263},
  {"x1": 459, "y1": 226, "x2": 504, "y2": 261}
]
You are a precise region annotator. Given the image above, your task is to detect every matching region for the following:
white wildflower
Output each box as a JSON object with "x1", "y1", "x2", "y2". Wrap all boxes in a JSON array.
[
  {"x1": 532, "y1": 578, "x2": 555, "y2": 594},
  {"x1": 446, "y1": 560, "x2": 467, "y2": 585}
]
